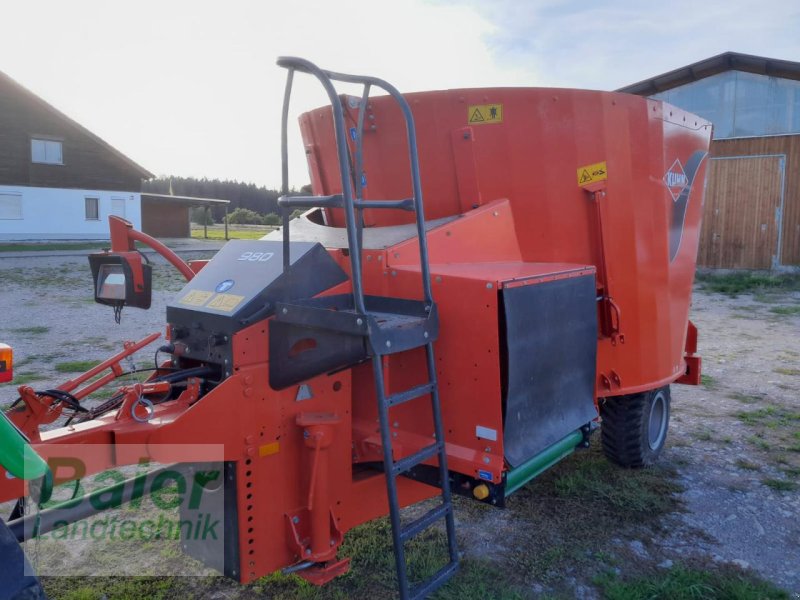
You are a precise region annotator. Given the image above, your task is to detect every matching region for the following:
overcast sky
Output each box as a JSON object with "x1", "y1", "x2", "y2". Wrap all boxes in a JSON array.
[{"x1": 2, "y1": 0, "x2": 798, "y2": 189}]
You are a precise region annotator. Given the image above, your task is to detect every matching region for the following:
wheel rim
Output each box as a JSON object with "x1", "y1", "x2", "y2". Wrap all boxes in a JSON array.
[{"x1": 647, "y1": 390, "x2": 668, "y2": 450}]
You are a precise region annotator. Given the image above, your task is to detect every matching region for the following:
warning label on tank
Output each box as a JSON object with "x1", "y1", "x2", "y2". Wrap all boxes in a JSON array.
[
  {"x1": 179, "y1": 290, "x2": 214, "y2": 307},
  {"x1": 206, "y1": 293, "x2": 245, "y2": 312},
  {"x1": 468, "y1": 104, "x2": 503, "y2": 125},
  {"x1": 577, "y1": 161, "x2": 607, "y2": 186}
]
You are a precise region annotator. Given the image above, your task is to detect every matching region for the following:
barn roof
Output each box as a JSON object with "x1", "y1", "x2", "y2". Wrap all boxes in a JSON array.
[{"x1": 617, "y1": 52, "x2": 800, "y2": 96}]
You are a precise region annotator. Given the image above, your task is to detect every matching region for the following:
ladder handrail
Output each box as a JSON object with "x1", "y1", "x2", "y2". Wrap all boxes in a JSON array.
[
  {"x1": 277, "y1": 56, "x2": 435, "y2": 310},
  {"x1": 278, "y1": 57, "x2": 366, "y2": 313}
]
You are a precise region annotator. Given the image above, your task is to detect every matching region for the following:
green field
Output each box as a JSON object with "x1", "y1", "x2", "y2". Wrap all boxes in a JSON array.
[{"x1": 190, "y1": 224, "x2": 275, "y2": 240}]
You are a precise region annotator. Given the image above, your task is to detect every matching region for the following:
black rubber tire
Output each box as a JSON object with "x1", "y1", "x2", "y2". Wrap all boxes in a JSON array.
[{"x1": 600, "y1": 385, "x2": 671, "y2": 468}]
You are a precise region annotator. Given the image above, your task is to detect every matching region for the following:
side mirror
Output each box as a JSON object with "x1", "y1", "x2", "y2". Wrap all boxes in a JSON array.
[{"x1": 88, "y1": 251, "x2": 152, "y2": 312}]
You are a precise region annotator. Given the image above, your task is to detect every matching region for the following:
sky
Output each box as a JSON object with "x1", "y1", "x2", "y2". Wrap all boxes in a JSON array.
[{"x1": 1, "y1": 0, "x2": 798, "y2": 189}]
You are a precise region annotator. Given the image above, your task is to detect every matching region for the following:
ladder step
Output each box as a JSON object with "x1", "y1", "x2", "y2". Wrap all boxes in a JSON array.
[
  {"x1": 392, "y1": 442, "x2": 441, "y2": 476},
  {"x1": 354, "y1": 199, "x2": 416, "y2": 211},
  {"x1": 386, "y1": 382, "x2": 435, "y2": 407},
  {"x1": 400, "y1": 503, "x2": 451, "y2": 543},
  {"x1": 410, "y1": 561, "x2": 459, "y2": 600}
]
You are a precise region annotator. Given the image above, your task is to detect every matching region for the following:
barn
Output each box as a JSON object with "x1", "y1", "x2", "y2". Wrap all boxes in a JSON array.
[{"x1": 619, "y1": 52, "x2": 800, "y2": 269}]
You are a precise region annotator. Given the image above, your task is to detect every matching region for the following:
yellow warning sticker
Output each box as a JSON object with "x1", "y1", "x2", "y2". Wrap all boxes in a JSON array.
[
  {"x1": 206, "y1": 293, "x2": 245, "y2": 312},
  {"x1": 259, "y1": 441, "x2": 280, "y2": 457},
  {"x1": 468, "y1": 104, "x2": 503, "y2": 125},
  {"x1": 179, "y1": 290, "x2": 214, "y2": 307},
  {"x1": 577, "y1": 161, "x2": 608, "y2": 186}
]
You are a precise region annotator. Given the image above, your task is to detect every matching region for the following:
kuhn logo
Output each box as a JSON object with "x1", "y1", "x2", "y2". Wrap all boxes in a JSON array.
[
  {"x1": 666, "y1": 151, "x2": 708, "y2": 262},
  {"x1": 664, "y1": 159, "x2": 689, "y2": 202}
]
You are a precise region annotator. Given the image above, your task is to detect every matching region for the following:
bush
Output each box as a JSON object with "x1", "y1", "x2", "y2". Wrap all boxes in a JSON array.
[
  {"x1": 226, "y1": 208, "x2": 266, "y2": 225},
  {"x1": 262, "y1": 213, "x2": 281, "y2": 226}
]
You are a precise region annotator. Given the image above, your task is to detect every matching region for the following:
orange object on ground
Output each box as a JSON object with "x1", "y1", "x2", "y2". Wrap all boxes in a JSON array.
[{"x1": 0, "y1": 344, "x2": 11, "y2": 384}]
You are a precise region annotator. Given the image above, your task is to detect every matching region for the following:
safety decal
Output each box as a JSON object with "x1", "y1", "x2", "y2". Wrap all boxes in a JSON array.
[
  {"x1": 259, "y1": 441, "x2": 280, "y2": 457},
  {"x1": 206, "y1": 293, "x2": 245, "y2": 312},
  {"x1": 577, "y1": 161, "x2": 607, "y2": 186},
  {"x1": 179, "y1": 290, "x2": 214, "y2": 307},
  {"x1": 468, "y1": 103, "x2": 503, "y2": 125},
  {"x1": 478, "y1": 470, "x2": 493, "y2": 481}
]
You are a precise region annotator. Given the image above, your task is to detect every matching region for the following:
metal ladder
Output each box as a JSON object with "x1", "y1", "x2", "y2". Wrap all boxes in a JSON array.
[{"x1": 275, "y1": 56, "x2": 458, "y2": 599}]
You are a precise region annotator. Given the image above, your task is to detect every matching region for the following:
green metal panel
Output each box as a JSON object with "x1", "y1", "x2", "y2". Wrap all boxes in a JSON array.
[{"x1": 0, "y1": 411, "x2": 49, "y2": 480}]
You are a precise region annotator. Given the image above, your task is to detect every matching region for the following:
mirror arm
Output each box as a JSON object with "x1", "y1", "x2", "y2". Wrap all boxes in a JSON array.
[{"x1": 108, "y1": 215, "x2": 196, "y2": 282}]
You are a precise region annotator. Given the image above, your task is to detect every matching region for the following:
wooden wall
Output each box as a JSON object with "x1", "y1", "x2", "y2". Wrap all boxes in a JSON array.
[
  {"x1": 700, "y1": 155, "x2": 784, "y2": 268},
  {"x1": 0, "y1": 73, "x2": 146, "y2": 192},
  {"x1": 141, "y1": 198, "x2": 190, "y2": 238},
  {"x1": 704, "y1": 135, "x2": 800, "y2": 267}
]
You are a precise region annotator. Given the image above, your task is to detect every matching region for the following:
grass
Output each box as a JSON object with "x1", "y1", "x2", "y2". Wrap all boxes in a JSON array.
[
  {"x1": 727, "y1": 392, "x2": 761, "y2": 404},
  {"x1": 190, "y1": 224, "x2": 274, "y2": 241},
  {"x1": 8, "y1": 325, "x2": 50, "y2": 334},
  {"x1": 542, "y1": 444, "x2": 681, "y2": 515},
  {"x1": 54, "y1": 360, "x2": 101, "y2": 373},
  {"x1": 37, "y1": 443, "x2": 682, "y2": 599},
  {"x1": 42, "y1": 577, "x2": 183, "y2": 600},
  {"x1": 769, "y1": 305, "x2": 800, "y2": 315},
  {"x1": 0, "y1": 371, "x2": 40, "y2": 386},
  {"x1": 734, "y1": 459, "x2": 761, "y2": 471},
  {"x1": 774, "y1": 367, "x2": 800, "y2": 376},
  {"x1": 41, "y1": 524, "x2": 525, "y2": 600},
  {"x1": 596, "y1": 564, "x2": 788, "y2": 599},
  {"x1": 782, "y1": 465, "x2": 800, "y2": 477},
  {"x1": 747, "y1": 435, "x2": 771, "y2": 451},
  {"x1": 738, "y1": 405, "x2": 800, "y2": 459},
  {"x1": 151, "y1": 262, "x2": 194, "y2": 292},
  {"x1": 695, "y1": 271, "x2": 800, "y2": 297},
  {"x1": 737, "y1": 406, "x2": 800, "y2": 428},
  {"x1": 693, "y1": 429, "x2": 713, "y2": 442},
  {"x1": 0, "y1": 241, "x2": 110, "y2": 252},
  {"x1": 700, "y1": 374, "x2": 718, "y2": 389},
  {"x1": 762, "y1": 478, "x2": 798, "y2": 492},
  {"x1": 499, "y1": 443, "x2": 682, "y2": 585},
  {"x1": 1, "y1": 264, "x2": 90, "y2": 288}
]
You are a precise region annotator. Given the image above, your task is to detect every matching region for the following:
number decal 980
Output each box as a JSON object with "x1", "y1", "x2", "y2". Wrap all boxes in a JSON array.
[{"x1": 237, "y1": 251, "x2": 275, "y2": 262}]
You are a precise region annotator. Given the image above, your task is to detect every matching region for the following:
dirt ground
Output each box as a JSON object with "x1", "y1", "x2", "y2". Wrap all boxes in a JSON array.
[
  {"x1": 662, "y1": 281, "x2": 800, "y2": 591},
  {"x1": 0, "y1": 252, "x2": 798, "y2": 598}
]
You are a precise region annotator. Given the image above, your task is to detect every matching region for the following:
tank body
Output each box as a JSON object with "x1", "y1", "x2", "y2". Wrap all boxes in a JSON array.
[{"x1": 299, "y1": 88, "x2": 712, "y2": 395}]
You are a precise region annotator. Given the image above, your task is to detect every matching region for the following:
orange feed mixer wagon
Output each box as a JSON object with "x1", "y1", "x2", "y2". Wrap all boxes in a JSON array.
[{"x1": 0, "y1": 57, "x2": 710, "y2": 599}]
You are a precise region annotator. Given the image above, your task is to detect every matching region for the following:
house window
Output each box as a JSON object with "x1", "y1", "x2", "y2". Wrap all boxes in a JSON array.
[
  {"x1": 0, "y1": 193, "x2": 23, "y2": 219},
  {"x1": 85, "y1": 197, "x2": 100, "y2": 220},
  {"x1": 31, "y1": 138, "x2": 63, "y2": 164}
]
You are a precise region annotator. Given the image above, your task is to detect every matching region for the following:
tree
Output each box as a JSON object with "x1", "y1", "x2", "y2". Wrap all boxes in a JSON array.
[{"x1": 226, "y1": 208, "x2": 266, "y2": 225}]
